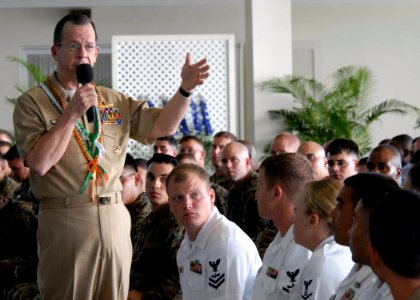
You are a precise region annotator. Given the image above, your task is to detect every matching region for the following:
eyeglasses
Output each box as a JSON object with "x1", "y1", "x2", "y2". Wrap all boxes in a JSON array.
[
  {"x1": 326, "y1": 159, "x2": 355, "y2": 168},
  {"x1": 119, "y1": 172, "x2": 136, "y2": 182},
  {"x1": 57, "y1": 42, "x2": 97, "y2": 53}
]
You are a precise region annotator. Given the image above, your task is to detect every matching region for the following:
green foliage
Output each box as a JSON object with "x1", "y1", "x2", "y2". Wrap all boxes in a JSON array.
[{"x1": 262, "y1": 66, "x2": 420, "y2": 156}]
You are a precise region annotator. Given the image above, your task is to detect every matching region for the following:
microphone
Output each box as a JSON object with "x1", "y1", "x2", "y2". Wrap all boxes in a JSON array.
[{"x1": 76, "y1": 64, "x2": 95, "y2": 123}]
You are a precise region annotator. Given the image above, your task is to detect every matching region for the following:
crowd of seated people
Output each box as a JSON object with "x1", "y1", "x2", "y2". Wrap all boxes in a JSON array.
[{"x1": 3, "y1": 125, "x2": 420, "y2": 300}]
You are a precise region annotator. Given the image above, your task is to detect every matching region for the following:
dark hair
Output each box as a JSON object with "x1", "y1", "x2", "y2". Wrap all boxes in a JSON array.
[
  {"x1": 411, "y1": 150, "x2": 420, "y2": 165},
  {"x1": 3, "y1": 145, "x2": 20, "y2": 161},
  {"x1": 0, "y1": 129, "x2": 13, "y2": 143},
  {"x1": 156, "y1": 136, "x2": 178, "y2": 148},
  {"x1": 54, "y1": 13, "x2": 98, "y2": 46},
  {"x1": 147, "y1": 153, "x2": 179, "y2": 168},
  {"x1": 368, "y1": 144, "x2": 402, "y2": 168},
  {"x1": 326, "y1": 138, "x2": 359, "y2": 158},
  {"x1": 359, "y1": 156, "x2": 368, "y2": 166},
  {"x1": 124, "y1": 153, "x2": 138, "y2": 173},
  {"x1": 344, "y1": 173, "x2": 400, "y2": 209},
  {"x1": 378, "y1": 138, "x2": 391, "y2": 145},
  {"x1": 166, "y1": 163, "x2": 210, "y2": 190},
  {"x1": 260, "y1": 153, "x2": 313, "y2": 199},
  {"x1": 369, "y1": 189, "x2": 420, "y2": 278},
  {"x1": 134, "y1": 158, "x2": 148, "y2": 171},
  {"x1": 390, "y1": 134, "x2": 413, "y2": 149},
  {"x1": 408, "y1": 162, "x2": 420, "y2": 190},
  {"x1": 179, "y1": 135, "x2": 204, "y2": 148},
  {"x1": 213, "y1": 131, "x2": 237, "y2": 141}
]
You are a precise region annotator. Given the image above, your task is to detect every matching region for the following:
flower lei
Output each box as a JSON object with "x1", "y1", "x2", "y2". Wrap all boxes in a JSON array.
[{"x1": 41, "y1": 78, "x2": 108, "y2": 197}]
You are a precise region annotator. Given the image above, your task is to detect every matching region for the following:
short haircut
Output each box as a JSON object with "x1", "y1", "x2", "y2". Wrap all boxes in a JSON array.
[
  {"x1": 0, "y1": 129, "x2": 13, "y2": 143},
  {"x1": 124, "y1": 153, "x2": 138, "y2": 173},
  {"x1": 179, "y1": 135, "x2": 204, "y2": 148},
  {"x1": 300, "y1": 178, "x2": 343, "y2": 227},
  {"x1": 359, "y1": 156, "x2": 368, "y2": 166},
  {"x1": 3, "y1": 144, "x2": 20, "y2": 161},
  {"x1": 213, "y1": 131, "x2": 237, "y2": 141},
  {"x1": 166, "y1": 163, "x2": 210, "y2": 190},
  {"x1": 156, "y1": 136, "x2": 178, "y2": 148},
  {"x1": 134, "y1": 158, "x2": 148, "y2": 171},
  {"x1": 260, "y1": 153, "x2": 314, "y2": 199},
  {"x1": 147, "y1": 153, "x2": 179, "y2": 168},
  {"x1": 175, "y1": 152, "x2": 197, "y2": 164},
  {"x1": 390, "y1": 134, "x2": 413, "y2": 149},
  {"x1": 344, "y1": 173, "x2": 400, "y2": 209},
  {"x1": 408, "y1": 162, "x2": 420, "y2": 190},
  {"x1": 326, "y1": 138, "x2": 359, "y2": 158},
  {"x1": 370, "y1": 189, "x2": 420, "y2": 278},
  {"x1": 411, "y1": 150, "x2": 420, "y2": 164},
  {"x1": 54, "y1": 13, "x2": 98, "y2": 46},
  {"x1": 238, "y1": 139, "x2": 256, "y2": 159},
  {"x1": 368, "y1": 144, "x2": 402, "y2": 168}
]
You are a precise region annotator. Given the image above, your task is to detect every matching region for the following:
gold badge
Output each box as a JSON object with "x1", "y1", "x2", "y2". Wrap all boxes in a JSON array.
[{"x1": 113, "y1": 145, "x2": 122, "y2": 155}]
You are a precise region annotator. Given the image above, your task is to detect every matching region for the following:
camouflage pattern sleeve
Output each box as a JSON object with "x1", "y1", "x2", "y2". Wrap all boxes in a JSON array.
[{"x1": 211, "y1": 183, "x2": 229, "y2": 216}]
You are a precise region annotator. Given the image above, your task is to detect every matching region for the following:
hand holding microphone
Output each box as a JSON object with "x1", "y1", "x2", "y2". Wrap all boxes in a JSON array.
[{"x1": 76, "y1": 64, "x2": 95, "y2": 123}]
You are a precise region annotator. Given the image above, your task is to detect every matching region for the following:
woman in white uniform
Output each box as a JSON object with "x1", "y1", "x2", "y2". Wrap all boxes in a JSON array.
[{"x1": 293, "y1": 178, "x2": 354, "y2": 300}]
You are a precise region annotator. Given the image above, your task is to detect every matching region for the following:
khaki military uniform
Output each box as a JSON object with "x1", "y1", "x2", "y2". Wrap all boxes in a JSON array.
[
  {"x1": 130, "y1": 204, "x2": 184, "y2": 299},
  {"x1": 14, "y1": 73, "x2": 161, "y2": 300}
]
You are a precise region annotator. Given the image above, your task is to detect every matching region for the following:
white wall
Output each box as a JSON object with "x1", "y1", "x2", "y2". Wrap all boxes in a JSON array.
[{"x1": 292, "y1": 3, "x2": 420, "y2": 146}]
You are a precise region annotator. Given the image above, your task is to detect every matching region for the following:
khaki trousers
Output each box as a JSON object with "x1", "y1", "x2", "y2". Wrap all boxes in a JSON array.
[{"x1": 37, "y1": 196, "x2": 132, "y2": 300}]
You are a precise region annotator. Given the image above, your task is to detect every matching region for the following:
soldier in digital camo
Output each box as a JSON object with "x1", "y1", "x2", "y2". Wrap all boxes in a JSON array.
[{"x1": 128, "y1": 154, "x2": 184, "y2": 300}]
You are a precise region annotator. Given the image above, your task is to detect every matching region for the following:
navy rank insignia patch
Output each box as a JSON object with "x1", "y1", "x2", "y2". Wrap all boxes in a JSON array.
[
  {"x1": 190, "y1": 260, "x2": 202, "y2": 275},
  {"x1": 301, "y1": 279, "x2": 314, "y2": 300},
  {"x1": 282, "y1": 268, "x2": 300, "y2": 293},
  {"x1": 100, "y1": 104, "x2": 123, "y2": 125},
  {"x1": 208, "y1": 259, "x2": 225, "y2": 290}
]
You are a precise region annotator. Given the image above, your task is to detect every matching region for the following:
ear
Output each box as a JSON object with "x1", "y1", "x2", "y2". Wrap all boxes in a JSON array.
[
  {"x1": 245, "y1": 157, "x2": 251, "y2": 170},
  {"x1": 134, "y1": 173, "x2": 141, "y2": 186},
  {"x1": 354, "y1": 159, "x2": 360, "y2": 171},
  {"x1": 309, "y1": 213, "x2": 320, "y2": 228},
  {"x1": 209, "y1": 188, "x2": 216, "y2": 206},
  {"x1": 51, "y1": 45, "x2": 58, "y2": 60},
  {"x1": 395, "y1": 167, "x2": 402, "y2": 180},
  {"x1": 273, "y1": 184, "x2": 283, "y2": 201},
  {"x1": 200, "y1": 150, "x2": 206, "y2": 160}
]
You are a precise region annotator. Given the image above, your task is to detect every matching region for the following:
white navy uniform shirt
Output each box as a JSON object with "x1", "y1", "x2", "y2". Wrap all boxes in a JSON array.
[
  {"x1": 292, "y1": 236, "x2": 354, "y2": 300},
  {"x1": 330, "y1": 264, "x2": 377, "y2": 300},
  {"x1": 252, "y1": 225, "x2": 312, "y2": 300},
  {"x1": 177, "y1": 207, "x2": 262, "y2": 300},
  {"x1": 363, "y1": 278, "x2": 393, "y2": 300}
]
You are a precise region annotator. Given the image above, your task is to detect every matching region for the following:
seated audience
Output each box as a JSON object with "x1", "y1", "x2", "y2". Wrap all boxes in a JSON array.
[
  {"x1": 128, "y1": 154, "x2": 184, "y2": 300},
  {"x1": 369, "y1": 189, "x2": 420, "y2": 300},
  {"x1": 0, "y1": 129, "x2": 13, "y2": 144},
  {"x1": 179, "y1": 135, "x2": 206, "y2": 168},
  {"x1": 358, "y1": 157, "x2": 368, "y2": 173},
  {"x1": 330, "y1": 173, "x2": 399, "y2": 300},
  {"x1": 366, "y1": 144, "x2": 402, "y2": 185},
  {"x1": 167, "y1": 163, "x2": 262, "y2": 299},
  {"x1": 121, "y1": 154, "x2": 151, "y2": 241},
  {"x1": 210, "y1": 131, "x2": 237, "y2": 186},
  {"x1": 153, "y1": 136, "x2": 178, "y2": 157},
  {"x1": 403, "y1": 162, "x2": 420, "y2": 192},
  {"x1": 269, "y1": 132, "x2": 300, "y2": 155},
  {"x1": 325, "y1": 138, "x2": 359, "y2": 181},
  {"x1": 297, "y1": 141, "x2": 329, "y2": 180},
  {"x1": 238, "y1": 139, "x2": 259, "y2": 172},
  {"x1": 390, "y1": 134, "x2": 413, "y2": 184},
  {"x1": 252, "y1": 153, "x2": 313, "y2": 299},
  {"x1": 293, "y1": 178, "x2": 353, "y2": 299}
]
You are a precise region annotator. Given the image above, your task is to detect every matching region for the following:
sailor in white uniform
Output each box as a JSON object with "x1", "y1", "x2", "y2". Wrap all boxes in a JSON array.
[{"x1": 166, "y1": 163, "x2": 261, "y2": 300}]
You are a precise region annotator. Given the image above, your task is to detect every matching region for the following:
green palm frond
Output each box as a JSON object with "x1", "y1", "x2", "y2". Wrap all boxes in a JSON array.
[
  {"x1": 7, "y1": 56, "x2": 48, "y2": 84},
  {"x1": 263, "y1": 65, "x2": 420, "y2": 156}
]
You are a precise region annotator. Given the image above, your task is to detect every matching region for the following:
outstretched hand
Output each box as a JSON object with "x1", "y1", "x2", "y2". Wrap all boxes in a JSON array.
[{"x1": 180, "y1": 52, "x2": 210, "y2": 91}]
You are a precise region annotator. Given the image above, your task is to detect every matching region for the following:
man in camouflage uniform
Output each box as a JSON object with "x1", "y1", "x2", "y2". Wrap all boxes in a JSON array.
[
  {"x1": 209, "y1": 131, "x2": 237, "y2": 189},
  {"x1": 121, "y1": 153, "x2": 151, "y2": 241},
  {"x1": 128, "y1": 154, "x2": 184, "y2": 300},
  {"x1": 0, "y1": 154, "x2": 20, "y2": 210},
  {"x1": 221, "y1": 142, "x2": 268, "y2": 242}
]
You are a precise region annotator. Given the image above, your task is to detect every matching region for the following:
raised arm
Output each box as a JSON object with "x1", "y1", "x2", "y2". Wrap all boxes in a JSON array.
[{"x1": 147, "y1": 52, "x2": 210, "y2": 139}]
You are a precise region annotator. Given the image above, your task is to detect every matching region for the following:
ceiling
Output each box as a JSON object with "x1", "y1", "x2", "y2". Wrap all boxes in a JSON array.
[{"x1": 1, "y1": 0, "x2": 420, "y2": 8}]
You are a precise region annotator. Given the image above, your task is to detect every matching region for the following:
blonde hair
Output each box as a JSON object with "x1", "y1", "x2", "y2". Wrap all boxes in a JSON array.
[{"x1": 300, "y1": 178, "x2": 343, "y2": 226}]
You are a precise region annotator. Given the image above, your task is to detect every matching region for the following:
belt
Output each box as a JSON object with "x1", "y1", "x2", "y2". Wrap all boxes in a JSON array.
[{"x1": 40, "y1": 192, "x2": 122, "y2": 209}]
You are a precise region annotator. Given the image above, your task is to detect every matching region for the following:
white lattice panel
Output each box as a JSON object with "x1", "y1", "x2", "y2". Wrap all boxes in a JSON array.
[{"x1": 112, "y1": 34, "x2": 236, "y2": 159}]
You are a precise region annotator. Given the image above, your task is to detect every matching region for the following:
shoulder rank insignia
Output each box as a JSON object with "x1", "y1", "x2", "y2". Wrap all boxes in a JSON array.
[{"x1": 208, "y1": 259, "x2": 225, "y2": 290}]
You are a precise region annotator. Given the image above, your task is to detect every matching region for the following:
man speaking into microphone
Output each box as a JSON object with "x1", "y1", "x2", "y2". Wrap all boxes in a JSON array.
[{"x1": 13, "y1": 13, "x2": 210, "y2": 300}]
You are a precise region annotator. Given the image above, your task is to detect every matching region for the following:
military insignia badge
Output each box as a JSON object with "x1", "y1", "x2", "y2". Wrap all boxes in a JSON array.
[
  {"x1": 300, "y1": 278, "x2": 317, "y2": 300},
  {"x1": 190, "y1": 260, "x2": 202, "y2": 275},
  {"x1": 208, "y1": 259, "x2": 225, "y2": 290},
  {"x1": 100, "y1": 104, "x2": 123, "y2": 125},
  {"x1": 281, "y1": 268, "x2": 300, "y2": 293},
  {"x1": 266, "y1": 266, "x2": 279, "y2": 279}
]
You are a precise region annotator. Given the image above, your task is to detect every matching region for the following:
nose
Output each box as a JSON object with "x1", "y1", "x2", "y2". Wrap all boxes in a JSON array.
[{"x1": 184, "y1": 197, "x2": 193, "y2": 209}]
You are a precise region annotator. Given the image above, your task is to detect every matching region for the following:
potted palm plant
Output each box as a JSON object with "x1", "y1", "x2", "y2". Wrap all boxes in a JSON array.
[{"x1": 262, "y1": 65, "x2": 420, "y2": 155}]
